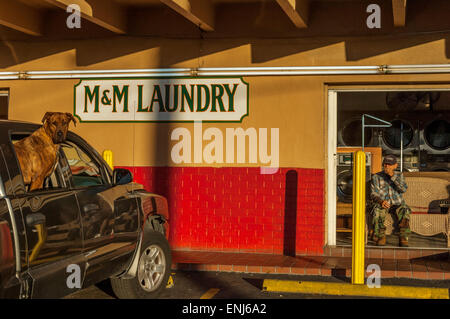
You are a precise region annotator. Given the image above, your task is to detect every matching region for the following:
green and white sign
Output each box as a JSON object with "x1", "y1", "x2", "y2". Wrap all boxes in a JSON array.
[{"x1": 74, "y1": 78, "x2": 249, "y2": 122}]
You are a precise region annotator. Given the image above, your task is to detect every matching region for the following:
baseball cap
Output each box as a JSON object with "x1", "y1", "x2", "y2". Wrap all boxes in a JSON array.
[{"x1": 383, "y1": 154, "x2": 397, "y2": 165}]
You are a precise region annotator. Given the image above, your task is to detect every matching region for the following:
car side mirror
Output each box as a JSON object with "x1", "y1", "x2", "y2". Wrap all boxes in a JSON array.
[
  {"x1": 26, "y1": 213, "x2": 46, "y2": 227},
  {"x1": 113, "y1": 168, "x2": 133, "y2": 185}
]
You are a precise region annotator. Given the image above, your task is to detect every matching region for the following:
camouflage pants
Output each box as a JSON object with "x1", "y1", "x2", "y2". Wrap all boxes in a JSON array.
[{"x1": 370, "y1": 203, "x2": 411, "y2": 239}]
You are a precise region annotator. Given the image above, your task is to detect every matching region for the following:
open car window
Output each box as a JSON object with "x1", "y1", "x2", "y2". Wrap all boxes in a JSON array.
[
  {"x1": 11, "y1": 133, "x2": 67, "y2": 192},
  {"x1": 61, "y1": 141, "x2": 105, "y2": 187}
]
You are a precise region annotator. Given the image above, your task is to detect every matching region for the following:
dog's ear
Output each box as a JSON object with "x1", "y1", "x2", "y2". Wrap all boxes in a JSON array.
[
  {"x1": 65, "y1": 113, "x2": 77, "y2": 127},
  {"x1": 42, "y1": 112, "x2": 53, "y2": 124}
]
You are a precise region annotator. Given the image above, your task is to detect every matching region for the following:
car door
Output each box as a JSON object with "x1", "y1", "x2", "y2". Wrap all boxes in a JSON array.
[
  {"x1": 60, "y1": 136, "x2": 139, "y2": 286},
  {"x1": 7, "y1": 132, "x2": 86, "y2": 299},
  {"x1": 0, "y1": 138, "x2": 27, "y2": 299}
]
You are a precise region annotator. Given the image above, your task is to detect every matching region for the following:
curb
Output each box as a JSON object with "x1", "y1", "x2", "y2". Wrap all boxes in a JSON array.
[{"x1": 262, "y1": 279, "x2": 450, "y2": 299}]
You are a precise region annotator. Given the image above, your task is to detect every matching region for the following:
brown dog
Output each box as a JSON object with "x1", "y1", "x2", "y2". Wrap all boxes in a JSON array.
[{"x1": 14, "y1": 112, "x2": 77, "y2": 191}]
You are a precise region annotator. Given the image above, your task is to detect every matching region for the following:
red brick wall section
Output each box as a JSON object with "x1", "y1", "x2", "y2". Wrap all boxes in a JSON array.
[{"x1": 119, "y1": 166, "x2": 325, "y2": 256}]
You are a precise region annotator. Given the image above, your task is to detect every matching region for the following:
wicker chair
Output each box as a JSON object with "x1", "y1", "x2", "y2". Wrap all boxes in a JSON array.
[{"x1": 383, "y1": 176, "x2": 450, "y2": 247}]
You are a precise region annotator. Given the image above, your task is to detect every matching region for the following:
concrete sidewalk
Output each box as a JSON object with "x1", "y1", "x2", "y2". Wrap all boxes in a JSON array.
[{"x1": 171, "y1": 249, "x2": 450, "y2": 280}]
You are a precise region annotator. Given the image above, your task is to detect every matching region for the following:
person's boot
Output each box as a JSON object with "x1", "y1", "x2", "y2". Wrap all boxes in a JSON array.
[
  {"x1": 399, "y1": 218, "x2": 410, "y2": 247},
  {"x1": 376, "y1": 236, "x2": 386, "y2": 246},
  {"x1": 399, "y1": 237, "x2": 409, "y2": 247},
  {"x1": 399, "y1": 218, "x2": 410, "y2": 229}
]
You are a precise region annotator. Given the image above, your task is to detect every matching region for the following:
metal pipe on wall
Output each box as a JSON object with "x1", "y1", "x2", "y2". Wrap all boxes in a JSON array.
[
  {"x1": 0, "y1": 64, "x2": 450, "y2": 80},
  {"x1": 26, "y1": 73, "x2": 193, "y2": 79}
]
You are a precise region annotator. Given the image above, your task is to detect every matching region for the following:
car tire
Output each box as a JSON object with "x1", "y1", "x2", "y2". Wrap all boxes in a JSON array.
[{"x1": 110, "y1": 230, "x2": 172, "y2": 299}]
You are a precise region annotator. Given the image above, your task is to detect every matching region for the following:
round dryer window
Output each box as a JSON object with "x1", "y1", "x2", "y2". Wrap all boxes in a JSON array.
[
  {"x1": 336, "y1": 169, "x2": 353, "y2": 203},
  {"x1": 424, "y1": 119, "x2": 450, "y2": 150},
  {"x1": 383, "y1": 119, "x2": 414, "y2": 149},
  {"x1": 341, "y1": 119, "x2": 373, "y2": 147}
]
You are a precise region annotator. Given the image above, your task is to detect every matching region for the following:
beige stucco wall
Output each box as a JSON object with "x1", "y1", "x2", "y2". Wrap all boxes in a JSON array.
[{"x1": 1, "y1": 35, "x2": 450, "y2": 169}]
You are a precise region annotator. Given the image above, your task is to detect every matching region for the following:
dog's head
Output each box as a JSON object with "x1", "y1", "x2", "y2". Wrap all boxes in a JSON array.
[{"x1": 42, "y1": 112, "x2": 77, "y2": 144}]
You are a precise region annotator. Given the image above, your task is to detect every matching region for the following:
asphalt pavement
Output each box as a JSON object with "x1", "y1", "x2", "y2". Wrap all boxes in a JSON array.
[{"x1": 64, "y1": 270, "x2": 450, "y2": 299}]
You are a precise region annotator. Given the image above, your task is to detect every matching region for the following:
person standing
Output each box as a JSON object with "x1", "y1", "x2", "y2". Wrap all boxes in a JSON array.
[{"x1": 370, "y1": 154, "x2": 411, "y2": 247}]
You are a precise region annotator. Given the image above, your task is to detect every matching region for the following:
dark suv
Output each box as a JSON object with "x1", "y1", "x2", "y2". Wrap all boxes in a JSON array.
[{"x1": 0, "y1": 120, "x2": 171, "y2": 299}]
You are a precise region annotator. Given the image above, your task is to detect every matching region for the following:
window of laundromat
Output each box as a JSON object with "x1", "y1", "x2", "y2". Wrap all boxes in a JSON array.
[{"x1": 0, "y1": 90, "x2": 8, "y2": 119}]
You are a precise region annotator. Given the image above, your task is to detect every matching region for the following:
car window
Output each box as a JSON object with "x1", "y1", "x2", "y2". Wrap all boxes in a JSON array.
[
  {"x1": 11, "y1": 134, "x2": 67, "y2": 192},
  {"x1": 61, "y1": 141, "x2": 105, "y2": 187}
]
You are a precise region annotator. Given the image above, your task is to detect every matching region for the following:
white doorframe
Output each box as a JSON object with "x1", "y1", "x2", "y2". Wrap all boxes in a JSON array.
[{"x1": 327, "y1": 90, "x2": 337, "y2": 246}]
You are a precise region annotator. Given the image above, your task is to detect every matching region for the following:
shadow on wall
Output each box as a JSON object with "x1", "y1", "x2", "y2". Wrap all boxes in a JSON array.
[
  {"x1": 3, "y1": 34, "x2": 447, "y2": 69},
  {"x1": 1, "y1": 1, "x2": 450, "y2": 67},
  {"x1": 446, "y1": 37, "x2": 450, "y2": 59},
  {"x1": 250, "y1": 39, "x2": 341, "y2": 63},
  {"x1": 0, "y1": 6, "x2": 249, "y2": 68},
  {"x1": 283, "y1": 170, "x2": 298, "y2": 257},
  {"x1": 344, "y1": 34, "x2": 444, "y2": 61},
  {"x1": 149, "y1": 79, "x2": 174, "y2": 230}
]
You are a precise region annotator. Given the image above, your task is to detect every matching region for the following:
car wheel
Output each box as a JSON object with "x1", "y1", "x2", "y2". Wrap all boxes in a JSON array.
[{"x1": 111, "y1": 230, "x2": 171, "y2": 299}]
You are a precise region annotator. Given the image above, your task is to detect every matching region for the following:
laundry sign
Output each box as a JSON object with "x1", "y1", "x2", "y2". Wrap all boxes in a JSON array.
[{"x1": 74, "y1": 78, "x2": 249, "y2": 122}]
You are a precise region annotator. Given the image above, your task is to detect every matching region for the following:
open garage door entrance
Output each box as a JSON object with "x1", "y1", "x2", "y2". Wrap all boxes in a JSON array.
[{"x1": 328, "y1": 86, "x2": 450, "y2": 249}]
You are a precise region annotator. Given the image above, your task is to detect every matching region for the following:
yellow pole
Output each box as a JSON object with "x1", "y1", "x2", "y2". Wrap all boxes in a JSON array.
[
  {"x1": 352, "y1": 151, "x2": 366, "y2": 284},
  {"x1": 103, "y1": 150, "x2": 114, "y2": 170}
]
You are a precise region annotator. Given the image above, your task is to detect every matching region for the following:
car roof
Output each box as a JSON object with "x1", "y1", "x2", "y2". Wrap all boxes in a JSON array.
[
  {"x1": 0, "y1": 119, "x2": 42, "y2": 131},
  {"x1": 0, "y1": 119, "x2": 37, "y2": 124},
  {"x1": 0, "y1": 120, "x2": 81, "y2": 139}
]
